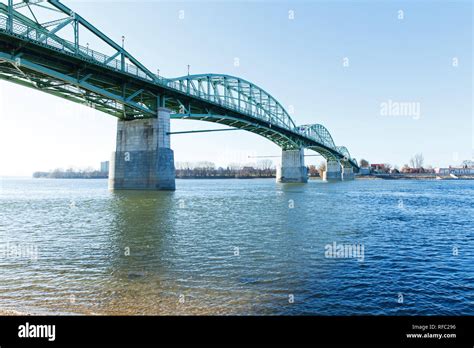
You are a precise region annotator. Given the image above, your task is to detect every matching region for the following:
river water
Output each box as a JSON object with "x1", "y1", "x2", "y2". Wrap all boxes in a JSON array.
[{"x1": 0, "y1": 178, "x2": 472, "y2": 315}]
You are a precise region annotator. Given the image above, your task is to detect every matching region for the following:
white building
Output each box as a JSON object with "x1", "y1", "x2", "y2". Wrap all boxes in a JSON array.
[{"x1": 100, "y1": 161, "x2": 109, "y2": 173}]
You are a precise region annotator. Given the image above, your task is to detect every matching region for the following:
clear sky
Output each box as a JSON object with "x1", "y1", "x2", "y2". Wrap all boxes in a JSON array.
[{"x1": 0, "y1": 0, "x2": 472, "y2": 176}]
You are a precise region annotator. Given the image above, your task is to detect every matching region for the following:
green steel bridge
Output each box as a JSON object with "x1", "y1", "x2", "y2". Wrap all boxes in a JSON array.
[{"x1": 0, "y1": 0, "x2": 359, "y2": 170}]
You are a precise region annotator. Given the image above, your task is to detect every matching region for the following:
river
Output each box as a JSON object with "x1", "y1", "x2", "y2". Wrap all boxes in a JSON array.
[{"x1": 0, "y1": 178, "x2": 472, "y2": 315}]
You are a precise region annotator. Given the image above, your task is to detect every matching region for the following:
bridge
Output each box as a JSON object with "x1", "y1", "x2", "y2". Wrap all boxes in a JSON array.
[{"x1": 0, "y1": 0, "x2": 359, "y2": 190}]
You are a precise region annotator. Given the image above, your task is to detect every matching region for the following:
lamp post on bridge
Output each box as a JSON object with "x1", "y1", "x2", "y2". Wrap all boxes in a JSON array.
[{"x1": 119, "y1": 35, "x2": 125, "y2": 71}]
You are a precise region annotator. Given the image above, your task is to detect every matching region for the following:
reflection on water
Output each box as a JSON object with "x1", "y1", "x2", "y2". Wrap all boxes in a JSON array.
[{"x1": 0, "y1": 178, "x2": 473, "y2": 315}]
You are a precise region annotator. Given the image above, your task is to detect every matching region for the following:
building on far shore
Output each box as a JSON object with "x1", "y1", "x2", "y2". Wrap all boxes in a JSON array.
[
  {"x1": 100, "y1": 161, "x2": 109, "y2": 173},
  {"x1": 370, "y1": 164, "x2": 385, "y2": 171},
  {"x1": 435, "y1": 167, "x2": 474, "y2": 175},
  {"x1": 370, "y1": 164, "x2": 387, "y2": 173}
]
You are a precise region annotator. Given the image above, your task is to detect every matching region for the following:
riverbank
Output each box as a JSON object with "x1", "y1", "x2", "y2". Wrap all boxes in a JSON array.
[
  {"x1": 356, "y1": 174, "x2": 474, "y2": 180},
  {"x1": 0, "y1": 309, "x2": 30, "y2": 316}
]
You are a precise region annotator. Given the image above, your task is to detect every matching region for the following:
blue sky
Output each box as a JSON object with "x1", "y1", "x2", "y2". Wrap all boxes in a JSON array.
[{"x1": 0, "y1": 0, "x2": 472, "y2": 175}]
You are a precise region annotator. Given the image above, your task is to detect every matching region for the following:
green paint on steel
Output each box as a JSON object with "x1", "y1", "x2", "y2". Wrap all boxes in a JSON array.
[{"x1": 167, "y1": 128, "x2": 241, "y2": 135}]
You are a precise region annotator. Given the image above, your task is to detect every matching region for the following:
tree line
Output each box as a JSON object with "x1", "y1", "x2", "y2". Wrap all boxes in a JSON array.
[
  {"x1": 358, "y1": 153, "x2": 473, "y2": 174},
  {"x1": 33, "y1": 167, "x2": 107, "y2": 179},
  {"x1": 175, "y1": 161, "x2": 276, "y2": 178}
]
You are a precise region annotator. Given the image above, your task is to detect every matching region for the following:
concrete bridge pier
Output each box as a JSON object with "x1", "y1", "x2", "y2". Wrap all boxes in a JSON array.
[
  {"x1": 276, "y1": 148, "x2": 308, "y2": 183},
  {"x1": 342, "y1": 166, "x2": 355, "y2": 180},
  {"x1": 108, "y1": 107, "x2": 176, "y2": 190},
  {"x1": 323, "y1": 159, "x2": 343, "y2": 181}
]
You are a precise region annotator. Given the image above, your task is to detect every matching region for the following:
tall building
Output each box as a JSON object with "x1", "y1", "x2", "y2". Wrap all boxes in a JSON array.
[{"x1": 100, "y1": 161, "x2": 109, "y2": 173}]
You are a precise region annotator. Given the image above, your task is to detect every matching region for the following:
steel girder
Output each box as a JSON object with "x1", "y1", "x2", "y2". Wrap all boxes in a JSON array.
[
  {"x1": 0, "y1": 0, "x2": 359, "y2": 169},
  {"x1": 166, "y1": 74, "x2": 296, "y2": 131},
  {"x1": 0, "y1": 1, "x2": 158, "y2": 81},
  {"x1": 335, "y1": 146, "x2": 356, "y2": 168},
  {"x1": 297, "y1": 124, "x2": 356, "y2": 164},
  {"x1": 298, "y1": 124, "x2": 336, "y2": 150}
]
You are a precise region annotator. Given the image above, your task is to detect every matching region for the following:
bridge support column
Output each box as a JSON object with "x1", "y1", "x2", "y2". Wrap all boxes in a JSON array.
[
  {"x1": 276, "y1": 148, "x2": 308, "y2": 183},
  {"x1": 342, "y1": 167, "x2": 354, "y2": 180},
  {"x1": 108, "y1": 107, "x2": 176, "y2": 190},
  {"x1": 323, "y1": 160, "x2": 342, "y2": 181}
]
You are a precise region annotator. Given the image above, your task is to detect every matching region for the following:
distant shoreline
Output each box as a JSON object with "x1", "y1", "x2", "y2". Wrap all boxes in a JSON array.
[
  {"x1": 30, "y1": 175, "x2": 278, "y2": 180},
  {"x1": 176, "y1": 175, "x2": 276, "y2": 179},
  {"x1": 32, "y1": 172, "x2": 107, "y2": 179},
  {"x1": 356, "y1": 174, "x2": 474, "y2": 180},
  {"x1": 20, "y1": 173, "x2": 474, "y2": 181}
]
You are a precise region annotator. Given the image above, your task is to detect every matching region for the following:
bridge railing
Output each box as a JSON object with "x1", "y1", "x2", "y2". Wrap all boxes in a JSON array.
[
  {"x1": 164, "y1": 78, "x2": 295, "y2": 131},
  {"x1": 0, "y1": 14, "x2": 165, "y2": 83}
]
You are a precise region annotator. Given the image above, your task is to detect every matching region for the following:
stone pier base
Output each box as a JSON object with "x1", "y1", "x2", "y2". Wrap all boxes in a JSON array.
[
  {"x1": 276, "y1": 148, "x2": 308, "y2": 183},
  {"x1": 108, "y1": 108, "x2": 175, "y2": 190},
  {"x1": 323, "y1": 160, "x2": 342, "y2": 181},
  {"x1": 343, "y1": 167, "x2": 354, "y2": 180}
]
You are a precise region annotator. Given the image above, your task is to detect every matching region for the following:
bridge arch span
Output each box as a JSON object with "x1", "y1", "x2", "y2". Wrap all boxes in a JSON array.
[
  {"x1": 166, "y1": 74, "x2": 297, "y2": 131},
  {"x1": 298, "y1": 124, "x2": 336, "y2": 150}
]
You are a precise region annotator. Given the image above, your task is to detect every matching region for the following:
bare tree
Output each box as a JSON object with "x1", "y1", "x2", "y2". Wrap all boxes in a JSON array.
[
  {"x1": 176, "y1": 161, "x2": 193, "y2": 170},
  {"x1": 409, "y1": 153, "x2": 424, "y2": 168},
  {"x1": 228, "y1": 163, "x2": 243, "y2": 171},
  {"x1": 175, "y1": 162, "x2": 187, "y2": 170},
  {"x1": 256, "y1": 159, "x2": 274, "y2": 171},
  {"x1": 359, "y1": 159, "x2": 369, "y2": 168},
  {"x1": 413, "y1": 153, "x2": 424, "y2": 168},
  {"x1": 196, "y1": 161, "x2": 215, "y2": 170},
  {"x1": 318, "y1": 162, "x2": 326, "y2": 177},
  {"x1": 308, "y1": 165, "x2": 319, "y2": 176}
]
